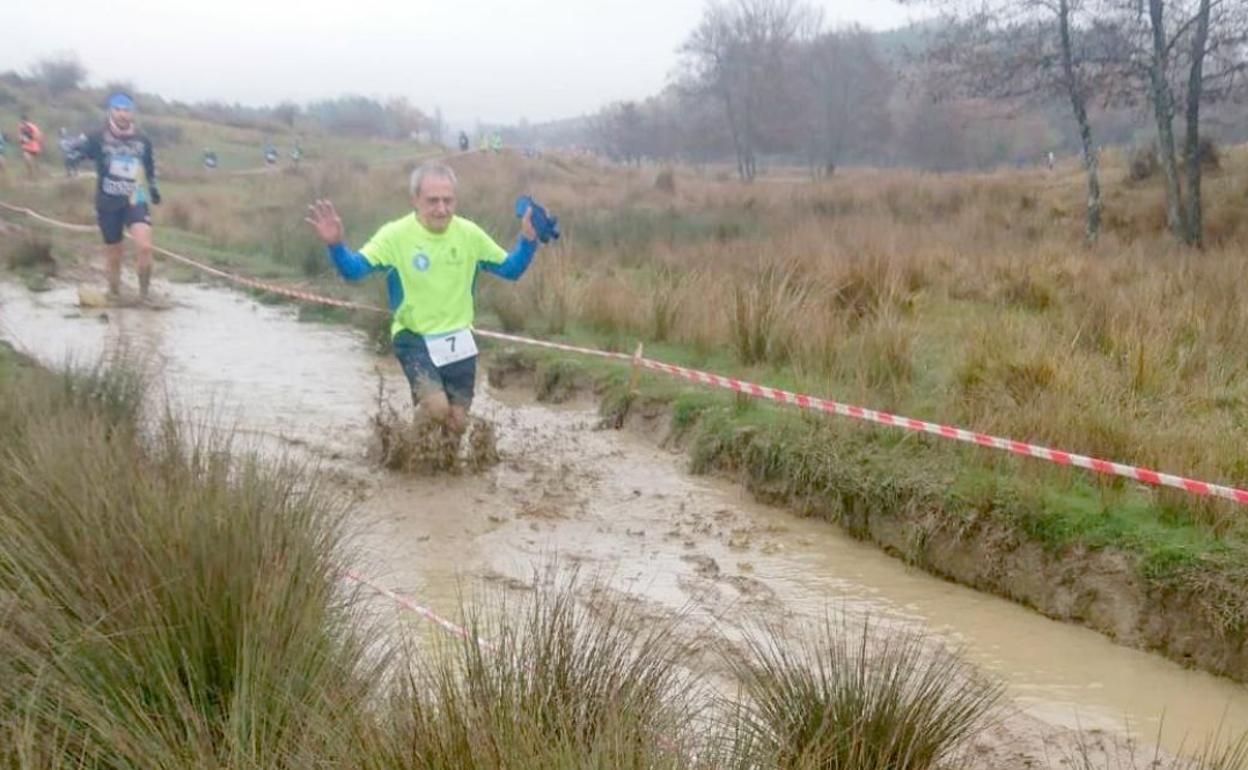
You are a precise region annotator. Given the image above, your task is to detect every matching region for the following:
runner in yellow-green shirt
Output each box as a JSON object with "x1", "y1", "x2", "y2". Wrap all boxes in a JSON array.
[{"x1": 305, "y1": 162, "x2": 539, "y2": 442}]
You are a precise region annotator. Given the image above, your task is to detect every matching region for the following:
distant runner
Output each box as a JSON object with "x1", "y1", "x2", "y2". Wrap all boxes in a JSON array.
[
  {"x1": 18, "y1": 115, "x2": 42, "y2": 179},
  {"x1": 202, "y1": 148, "x2": 218, "y2": 169},
  {"x1": 264, "y1": 142, "x2": 278, "y2": 165},
  {"x1": 304, "y1": 162, "x2": 554, "y2": 449},
  {"x1": 458, "y1": 130, "x2": 469, "y2": 152},
  {"x1": 74, "y1": 93, "x2": 161, "y2": 301},
  {"x1": 0, "y1": 132, "x2": 8, "y2": 175},
  {"x1": 290, "y1": 140, "x2": 303, "y2": 167}
]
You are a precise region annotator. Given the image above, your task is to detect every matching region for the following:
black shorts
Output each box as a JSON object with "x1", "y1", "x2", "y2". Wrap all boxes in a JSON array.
[
  {"x1": 97, "y1": 203, "x2": 150, "y2": 245},
  {"x1": 393, "y1": 330, "x2": 477, "y2": 407}
]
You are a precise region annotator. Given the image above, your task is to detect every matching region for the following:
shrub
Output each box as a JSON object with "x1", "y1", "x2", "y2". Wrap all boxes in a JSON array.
[
  {"x1": 1128, "y1": 144, "x2": 1160, "y2": 181},
  {"x1": 3, "y1": 232, "x2": 55, "y2": 273},
  {"x1": 1184, "y1": 136, "x2": 1221, "y2": 172},
  {"x1": 655, "y1": 167, "x2": 677, "y2": 193}
]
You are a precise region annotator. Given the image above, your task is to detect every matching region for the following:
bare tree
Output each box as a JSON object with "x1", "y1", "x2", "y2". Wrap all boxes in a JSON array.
[
  {"x1": 796, "y1": 26, "x2": 895, "y2": 177},
  {"x1": 591, "y1": 101, "x2": 648, "y2": 165},
  {"x1": 1146, "y1": 0, "x2": 1187, "y2": 240},
  {"x1": 1098, "y1": 0, "x2": 1248, "y2": 246},
  {"x1": 1183, "y1": 0, "x2": 1212, "y2": 246},
  {"x1": 1060, "y1": 0, "x2": 1104, "y2": 243},
  {"x1": 679, "y1": 0, "x2": 820, "y2": 181},
  {"x1": 903, "y1": 0, "x2": 1110, "y2": 243}
]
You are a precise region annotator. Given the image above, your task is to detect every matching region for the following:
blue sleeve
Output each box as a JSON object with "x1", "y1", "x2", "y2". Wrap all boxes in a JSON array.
[
  {"x1": 479, "y1": 236, "x2": 536, "y2": 281},
  {"x1": 328, "y1": 242, "x2": 378, "y2": 282}
]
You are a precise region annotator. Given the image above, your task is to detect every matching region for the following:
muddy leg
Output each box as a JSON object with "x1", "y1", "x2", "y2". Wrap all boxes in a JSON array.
[
  {"x1": 104, "y1": 242, "x2": 124, "y2": 297},
  {"x1": 446, "y1": 404, "x2": 469, "y2": 440},
  {"x1": 130, "y1": 223, "x2": 153, "y2": 299},
  {"x1": 412, "y1": 382, "x2": 460, "y2": 469}
]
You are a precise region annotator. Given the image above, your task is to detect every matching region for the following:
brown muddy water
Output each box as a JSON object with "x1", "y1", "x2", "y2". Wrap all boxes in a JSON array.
[{"x1": 1, "y1": 279, "x2": 1245, "y2": 762}]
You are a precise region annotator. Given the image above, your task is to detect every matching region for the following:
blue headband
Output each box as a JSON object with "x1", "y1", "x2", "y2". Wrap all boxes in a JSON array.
[{"x1": 107, "y1": 94, "x2": 135, "y2": 110}]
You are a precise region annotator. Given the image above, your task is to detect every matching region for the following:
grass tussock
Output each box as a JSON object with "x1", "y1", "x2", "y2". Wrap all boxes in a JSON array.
[
  {"x1": 1066, "y1": 722, "x2": 1248, "y2": 770},
  {"x1": 373, "y1": 573, "x2": 713, "y2": 769},
  {"x1": 1, "y1": 229, "x2": 58, "y2": 290},
  {"x1": 2, "y1": 232, "x2": 55, "y2": 272},
  {"x1": 727, "y1": 616, "x2": 1004, "y2": 770},
  {"x1": 0, "y1": 348, "x2": 381, "y2": 769}
]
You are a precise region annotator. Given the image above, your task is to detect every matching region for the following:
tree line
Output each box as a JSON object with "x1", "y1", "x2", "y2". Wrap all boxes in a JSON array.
[
  {"x1": 3, "y1": 57, "x2": 440, "y2": 144},
  {"x1": 582, "y1": 0, "x2": 1246, "y2": 246}
]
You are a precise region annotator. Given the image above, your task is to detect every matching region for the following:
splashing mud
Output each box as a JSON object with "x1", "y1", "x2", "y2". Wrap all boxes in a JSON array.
[
  {"x1": 372, "y1": 407, "x2": 500, "y2": 475},
  {"x1": 2, "y1": 276, "x2": 1246, "y2": 766},
  {"x1": 370, "y1": 375, "x2": 500, "y2": 475}
]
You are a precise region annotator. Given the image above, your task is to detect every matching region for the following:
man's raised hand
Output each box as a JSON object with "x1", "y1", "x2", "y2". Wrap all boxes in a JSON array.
[
  {"x1": 519, "y1": 206, "x2": 537, "y2": 242},
  {"x1": 304, "y1": 199, "x2": 344, "y2": 245}
]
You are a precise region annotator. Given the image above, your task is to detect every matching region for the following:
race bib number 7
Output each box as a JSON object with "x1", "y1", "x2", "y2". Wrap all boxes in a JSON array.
[{"x1": 425, "y1": 328, "x2": 477, "y2": 367}]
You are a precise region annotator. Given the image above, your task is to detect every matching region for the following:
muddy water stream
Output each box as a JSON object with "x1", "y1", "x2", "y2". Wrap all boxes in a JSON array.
[{"x1": 2, "y1": 280, "x2": 1245, "y2": 760}]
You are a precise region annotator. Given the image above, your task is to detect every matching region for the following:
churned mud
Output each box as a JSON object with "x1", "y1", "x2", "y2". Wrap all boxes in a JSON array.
[
  {"x1": 1, "y1": 274, "x2": 1245, "y2": 766},
  {"x1": 370, "y1": 381, "x2": 500, "y2": 475}
]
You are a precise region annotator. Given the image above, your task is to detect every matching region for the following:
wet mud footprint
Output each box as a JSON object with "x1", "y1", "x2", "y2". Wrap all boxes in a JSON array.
[{"x1": 677, "y1": 553, "x2": 784, "y2": 622}]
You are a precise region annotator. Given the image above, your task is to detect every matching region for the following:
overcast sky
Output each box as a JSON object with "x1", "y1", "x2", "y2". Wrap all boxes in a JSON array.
[{"x1": 2, "y1": 0, "x2": 929, "y2": 126}]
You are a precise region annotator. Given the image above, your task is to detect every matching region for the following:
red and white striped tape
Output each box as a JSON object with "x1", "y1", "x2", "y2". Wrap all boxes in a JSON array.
[
  {"x1": 343, "y1": 568, "x2": 493, "y2": 650},
  {"x1": 637, "y1": 359, "x2": 1248, "y2": 505},
  {"x1": 0, "y1": 201, "x2": 98, "y2": 233},
  {"x1": 4, "y1": 197, "x2": 1246, "y2": 505},
  {"x1": 474, "y1": 328, "x2": 632, "y2": 362},
  {"x1": 0, "y1": 201, "x2": 384, "y2": 313},
  {"x1": 152, "y1": 244, "x2": 383, "y2": 313}
]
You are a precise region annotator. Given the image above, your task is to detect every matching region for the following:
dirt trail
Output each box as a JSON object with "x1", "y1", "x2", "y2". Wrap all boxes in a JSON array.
[{"x1": 1, "y1": 278, "x2": 1245, "y2": 766}]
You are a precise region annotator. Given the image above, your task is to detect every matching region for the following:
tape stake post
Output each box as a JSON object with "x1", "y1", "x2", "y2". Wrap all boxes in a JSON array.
[
  {"x1": 4, "y1": 196, "x2": 1247, "y2": 506},
  {"x1": 629, "y1": 341, "x2": 644, "y2": 396}
]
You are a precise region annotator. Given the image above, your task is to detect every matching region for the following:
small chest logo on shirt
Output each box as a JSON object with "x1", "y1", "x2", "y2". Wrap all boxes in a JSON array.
[{"x1": 412, "y1": 252, "x2": 431, "y2": 272}]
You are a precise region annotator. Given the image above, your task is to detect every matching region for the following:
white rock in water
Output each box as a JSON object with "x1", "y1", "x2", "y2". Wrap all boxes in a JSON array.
[{"x1": 77, "y1": 286, "x2": 109, "y2": 308}]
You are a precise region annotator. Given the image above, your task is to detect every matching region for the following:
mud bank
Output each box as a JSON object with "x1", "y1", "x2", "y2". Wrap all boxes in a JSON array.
[{"x1": 486, "y1": 351, "x2": 1248, "y2": 685}]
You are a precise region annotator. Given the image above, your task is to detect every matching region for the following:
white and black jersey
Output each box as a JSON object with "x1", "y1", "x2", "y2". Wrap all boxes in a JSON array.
[{"x1": 79, "y1": 128, "x2": 156, "y2": 210}]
